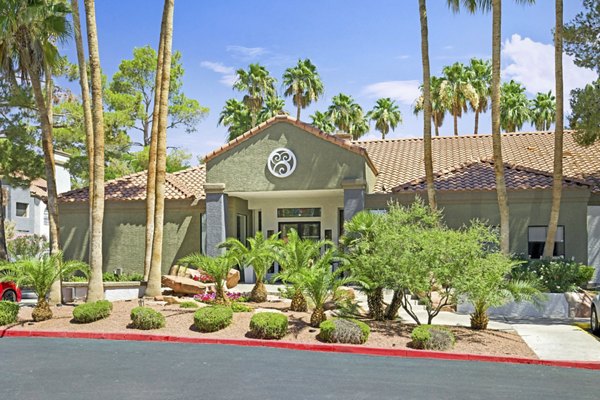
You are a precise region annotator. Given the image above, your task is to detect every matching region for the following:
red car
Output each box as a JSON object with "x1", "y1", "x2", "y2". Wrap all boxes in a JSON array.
[{"x1": 1, "y1": 282, "x2": 21, "y2": 302}]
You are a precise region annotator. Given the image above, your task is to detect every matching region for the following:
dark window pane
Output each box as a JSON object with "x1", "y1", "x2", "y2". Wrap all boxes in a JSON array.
[{"x1": 277, "y1": 208, "x2": 321, "y2": 218}]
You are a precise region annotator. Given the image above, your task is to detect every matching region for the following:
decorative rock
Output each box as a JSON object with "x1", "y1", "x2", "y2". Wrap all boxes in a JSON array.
[
  {"x1": 168, "y1": 265, "x2": 202, "y2": 280},
  {"x1": 163, "y1": 296, "x2": 186, "y2": 305},
  {"x1": 226, "y1": 269, "x2": 240, "y2": 289},
  {"x1": 161, "y1": 275, "x2": 208, "y2": 295}
]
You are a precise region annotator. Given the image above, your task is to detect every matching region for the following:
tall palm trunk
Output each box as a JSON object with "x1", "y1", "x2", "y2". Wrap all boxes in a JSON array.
[
  {"x1": 474, "y1": 109, "x2": 480, "y2": 135},
  {"x1": 71, "y1": 0, "x2": 95, "y2": 262},
  {"x1": 84, "y1": 0, "x2": 106, "y2": 302},
  {"x1": 0, "y1": 180, "x2": 8, "y2": 261},
  {"x1": 492, "y1": 0, "x2": 510, "y2": 254},
  {"x1": 453, "y1": 107, "x2": 459, "y2": 136},
  {"x1": 419, "y1": 0, "x2": 437, "y2": 210},
  {"x1": 544, "y1": 0, "x2": 564, "y2": 258},
  {"x1": 146, "y1": 0, "x2": 175, "y2": 298},
  {"x1": 143, "y1": 15, "x2": 167, "y2": 281},
  {"x1": 296, "y1": 90, "x2": 301, "y2": 121}
]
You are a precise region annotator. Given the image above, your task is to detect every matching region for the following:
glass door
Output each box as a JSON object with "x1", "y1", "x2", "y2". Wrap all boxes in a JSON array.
[{"x1": 278, "y1": 222, "x2": 321, "y2": 241}]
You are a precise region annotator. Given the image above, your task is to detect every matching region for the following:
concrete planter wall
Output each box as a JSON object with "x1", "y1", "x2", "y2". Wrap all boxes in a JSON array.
[
  {"x1": 62, "y1": 281, "x2": 146, "y2": 302},
  {"x1": 457, "y1": 292, "x2": 590, "y2": 319}
]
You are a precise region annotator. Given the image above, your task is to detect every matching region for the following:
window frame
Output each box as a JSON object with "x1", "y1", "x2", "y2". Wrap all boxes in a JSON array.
[{"x1": 527, "y1": 225, "x2": 566, "y2": 259}]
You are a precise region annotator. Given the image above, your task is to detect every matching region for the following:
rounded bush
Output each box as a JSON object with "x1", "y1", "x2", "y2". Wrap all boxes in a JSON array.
[
  {"x1": 194, "y1": 306, "x2": 233, "y2": 332},
  {"x1": 411, "y1": 325, "x2": 455, "y2": 351},
  {"x1": 130, "y1": 307, "x2": 166, "y2": 330},
  {"x1": 72, "y1": 300, "x2": 113, "y2": 323},
  {"x1": 0, "y1": 300, "x2": 20, "y2": 326},
  {"x1": 179, "y1": 301, "x2": 199, "y2": 309},
  {"x1": 249, "y1": 312, "x2": 288, "y2": 340},
  {"x1": 318, "y1": 318, "x2": 370, "y2": 344},
  {"x1": 231, "y1": 302, "x2": 252, "y2": 313}
]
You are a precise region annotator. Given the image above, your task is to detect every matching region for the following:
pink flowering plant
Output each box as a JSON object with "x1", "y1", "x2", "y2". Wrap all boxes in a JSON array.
[{"x1": 180, "y1": 253, "x2": 238, "y2": 304}]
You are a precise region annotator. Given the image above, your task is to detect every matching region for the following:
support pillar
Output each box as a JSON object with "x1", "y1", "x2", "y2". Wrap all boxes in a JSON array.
[
  {"x1": 342, "y1": 179, "x2": 366, "y2": 221},
  {"x1": 204, "y1": 183, "x2": 228, "y2": 256}
]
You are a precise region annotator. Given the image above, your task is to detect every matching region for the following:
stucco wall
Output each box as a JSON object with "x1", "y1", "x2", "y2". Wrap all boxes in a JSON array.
[
  {"x1": 365, "y1": 189, "x2": 591, "y2": 263},
  {"x1": 59, "y1": 199, "x2": 202, "y2": 275},
  {"x1": 227, "y1": 196, "x2": 251, "y2": 239},
  {"x1": 207, "y1": 121, "x2": 372, "y2": 192}
]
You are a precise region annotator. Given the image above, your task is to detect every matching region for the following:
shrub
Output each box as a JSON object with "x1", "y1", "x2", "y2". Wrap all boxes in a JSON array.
[
  {"x1": 179, "y1": 301, "x2": 199, "y2": 309},
  {"x1": 102, "y1": 272, "x2": 144, "y2": 282},
  {"x1": 130, "y1": 307, "x2": 165, "y2": 330},
  {"x1": 249, "y1": 312, "x2": 288, "y2": 339},
  {"x1": 231, "y1": 302, "x2": 252, "y2": 313},
  {"x1": 72, "y1": 300, "x2": 113, "y2": 323},
  {"x1": 194, "y1": 306, "x2": 233, "y2": 332},
  {"x1": 318, "y1": 318, "x2": 370, "y2": 344},
  {"x1": 511, "y1": 260, "x2": 595, "y2": 292},
  {"x1": 411, "y1": 325, "x2": 455, "y2": 351},
  {"x1": 0, "y1": 301, "x2": 20, "y2": 326}
]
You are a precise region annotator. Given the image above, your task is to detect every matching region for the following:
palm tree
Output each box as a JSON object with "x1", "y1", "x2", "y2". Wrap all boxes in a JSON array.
[
  {"x1": 544, "y1": 0, "x2": 564, "y2": 259},
  {"x1": 414, "y1": 76, "x2": 448, "y2": 137},
  {"x1": 530, "y1": 91, "x2": 556, "y2": 131},
  {"x1": 218, "y1": 99, "x2": 252, "y2": 141},
  {"x1": 500, "y1": 80, "x2": 531, "y2": 132},
  {"x1": 282, "y1": 59, "x2": 324, "y2": 121},
  {"x1": 179, "y1": 253, "x2": 238, "y2": 305},
  {"x1": 233, "y1": 63, "x2": 276, "y2": 127},
  {"x1": 367, "y1": 98, "x2": 402, "y2": 139},
  {"x1": 327, "y1": 93, "x2": 368, "y2": 139},
  {"x1": 310, "y1": 111, "x2": 335, "y2": 134},
  {"x1": 440, "y1": 62, "x2": 479, "y2": 136},
  {"x1": 147, "y1": 0, "x2": 175, "y2": 298},
  {"x1": 259, "y1": 95, "x2": 288, "y2": 121},
  {"x1": 467, "y1": 58, "x2": 492, "y2": 134},
  {"x1": 221, "y1": 232, "x2": 281, "y2": 303},
  {"x1": 0, "y1": 0, "x2": 71, "y2": 303}
]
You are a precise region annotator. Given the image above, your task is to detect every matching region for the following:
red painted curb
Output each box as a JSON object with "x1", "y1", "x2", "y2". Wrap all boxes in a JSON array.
[{"x1": 2, "y1": 328, "x2": 599, "y2": 370}]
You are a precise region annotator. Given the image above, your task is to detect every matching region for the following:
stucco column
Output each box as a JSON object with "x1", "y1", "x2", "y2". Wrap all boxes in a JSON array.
[
  {"x1": 204, "y1": 183, "x2": 228, "y2": 256},
  {"x1": 342, "y1": 179, "x2": 366, "y2": 221}
]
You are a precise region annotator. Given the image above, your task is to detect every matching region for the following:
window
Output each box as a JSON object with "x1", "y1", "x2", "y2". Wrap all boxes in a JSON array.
[
  {"x1": 16, "y1": 202, "x2": 28, "y2": 217},
  {"x1": 277, "y1": 208, "x2": 321, "y2": 218},
  {"x1": 43, "y1": 209, "x2": 49, "y2": 225},
  {"x1": 528, "y1": 226, "x2": 565, "y2": 259}
]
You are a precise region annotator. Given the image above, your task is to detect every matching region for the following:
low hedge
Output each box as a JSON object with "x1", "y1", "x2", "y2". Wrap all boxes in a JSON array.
[
  {"x1": 130, "y1": 307, "x2": 165, "y2": 330},
  {"x1": 411, "y1": 325, "x2": 455, "y2": 351},
  {"x1": 249, "y1": 312, "x2": 288, "y2": 340},
  {"x1": 231, "y1": 302, "x2": 252, "y2": 313},
  {"x1": 0, "y1": 301, "x2": 20, "y2": 326},
  {"x1": 179, "y1": 301, "x2": 199, "y2": 309},
  {"x1": 194, "y1": 306, "x2": 233, "y2": 332},
  {"x1": 318, "y1": 318, "x2": 370, "y2": 344},
  {"x1": 72, "y1": 300, "x2": 113, "y2": 323}
]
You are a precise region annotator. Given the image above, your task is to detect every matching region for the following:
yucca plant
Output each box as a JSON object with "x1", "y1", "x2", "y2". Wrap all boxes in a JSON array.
[
  {"x1": 220, "y1": 232, "x2": 281, "y2": 303},
  {"x1": 0, "y1": 252, "x2": 88, "y2": 321},
  {"x1": 179, "y1": 253, "x2": 238, "y2": 305}
]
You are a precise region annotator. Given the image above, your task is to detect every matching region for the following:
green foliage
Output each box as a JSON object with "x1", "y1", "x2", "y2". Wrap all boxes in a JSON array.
[
  {"x1": 130, "y1": 307, "x2": 165, "y2": 330},
  {"x1": 72, "y1": 300, "x2": 113, "y2": 323},
  {"x1": 310, "y1": 111, "x2": 335, "y2": 134},
  {"x1": 7, "y1": 234, "x2": 49, "y2": 261},
  {"x1": 233, "y1": 63, "x2": 277, "y2": 126},
  {"x1": 179, "y1": 252, "x2": 238, "y2": 304},
  {"x1": 231, "y1": 302, "x2": 252, "y2": 313},
  {"x1": 318, "y1": 318, "x2": 370, "y2": 345},
  {"x1": 570, "y1": 80, "x2": 600, "y2": 147},
  {"x1": 500, "y1": 80, "x2": 531, "y2": 132},
  {"x1": 249, "y1": 312, "x2": 288, "y2": 340},
  {"x1": 563, "y1": 0, "x2": 599, "y2": 74},
  {"x1": 296, "y1": 249, "x2": 348, "y2": 311},
  {"x1": 326, "y1": 93, "x2": 368, "y2": 139},
  {"x1": 411, "y1": 325, "x2": 455, "y2": 351},
  {"x1": 193, "y1": 306, "x2": 233, "y2": 332},
  {"x1": 440, "y1": 61, "x2": 479, "y2": 134},
  {"x1": 101, "y1": 272, "x2": 144, "y2": 282},
  {"x1": 179, "y1": 301, "x2": 199, "y2": 309},
  {"x1": 511, "y1": 259, "x2": 594, "y2": 293},
  {"x1": 530, "y1": 91, "x2": 556, "y2": 131},
  {"x1": 0, "y1": 300, "x2": 19, "y2": 326},
  {"x1": 282, "y1": 58, "x2": 324, "y2": 119},
  {"x1": 367, "y1": 98, "x2": 402, "y2": 139}
]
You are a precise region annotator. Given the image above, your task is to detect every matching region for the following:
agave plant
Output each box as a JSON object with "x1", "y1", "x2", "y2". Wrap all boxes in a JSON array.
[
  {"x1": 179, "y1": 253, "x2": 238, "y2": 305},
  {"x1": 0, "y1": 252, "x2": 88, "y2": 321}
]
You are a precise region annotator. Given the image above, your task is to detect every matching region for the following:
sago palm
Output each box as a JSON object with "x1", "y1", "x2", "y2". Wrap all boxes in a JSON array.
[
  {"x1": 500, "y1": 80, "x2": 531, "y2": 132},
  {"x1": 530, "y1": 91, "x2": 556, "y2": 131},
  {"x1": 282, "y1": 58, "x2": 324, "y2": 121},
  {"x1": 233, "y1": 63, "x2": 276, "y2": 127},
  {"x1": 179, "y1": 252, "x2": 238, "y2": 305},
  {"x1": 440, "y1": 62, "x2": 479, "y2": 136},
  {"x1": 367, "y1": 98, "x2": 402, "y2": 139}
]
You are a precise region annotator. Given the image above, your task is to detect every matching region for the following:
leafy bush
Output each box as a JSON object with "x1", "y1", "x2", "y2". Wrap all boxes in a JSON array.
[
  {"x1": 193, "y1": 306, "x2": 233, "y2": 332},
  {"x1": 231, "y1": 302, "x2": 252, "y2": 313},
  {"x1": 0, "y1": 301, "x2": 20, "y2": 326},
  {"x1": 411, "y1": 325, "x2": 455, "y2": 351},
  {"x1": 130, "y1": 307, "x2": 165, "y2": 330},
  {"x1": 179, "y1": 301, "x2": 199, "y2": 309},
  {"x1": 102, "y1": 272, "x2": 144, "y2": 282},
  {"x1": 511, "y1": 259, "x2": 595, "y2": 292},
  {"x1": 249, "y1": 312, "x2": 288, "y2": 339},
  {"x1": 7, "y1": 234, "x2": 48, "y2": 261},
  {"x1": 72, "y1": 300, "x2": 113, "y2": 323},
  {"x1": 318, "y1": 318, "x2": 370, "y2": 344}
]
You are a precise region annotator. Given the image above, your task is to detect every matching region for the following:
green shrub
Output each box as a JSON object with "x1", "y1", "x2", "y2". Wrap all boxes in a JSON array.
[
  {"x1": 194, "y1": 306, "x2": 233, "y2": 332},
  {"x1": 411, "y1": 325, "x2": 455, "y2": 351},
  {"x1": 511, "y1": 260, "x2": 595, "y2": 292},
  {"x1": 318, "y1": 318, "x2": 370, "y2": 344},
  {"x1": 0, "y1": 301, "x2": 20, "y2": 326},
  {"x1": 179, "y1": 301, "x2": 199, "y2": 309},
  {"x1": 249, "y1": 312, "x2": 288, "y2": 339},
  {"x1": 102, "y1": 272, "x2": 144, "y2": 282},
  {"x1": 231, "y1": 302, "x2": 252, "y2": 313},
  {"x1": 72, "y1": 300, "x2": 113, "y2": 323},
  {"x1": 130, "y1": 307, "x2": 165, "y2": 330}
]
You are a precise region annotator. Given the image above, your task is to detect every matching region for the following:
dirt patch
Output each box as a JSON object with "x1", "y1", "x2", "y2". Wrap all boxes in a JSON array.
[{"x1": 6, "y1": 300, "x2": 536, "y2": 358}]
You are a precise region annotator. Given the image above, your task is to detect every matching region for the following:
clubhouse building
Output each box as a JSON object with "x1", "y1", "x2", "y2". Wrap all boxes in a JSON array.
[{"x1": 58, "y1": 115, "x2": 600, "y2": 284}]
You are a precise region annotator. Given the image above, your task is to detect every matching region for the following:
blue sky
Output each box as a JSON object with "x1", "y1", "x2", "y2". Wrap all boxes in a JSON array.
[{"x1": 63, "y1": 0, "x2": 597, "y2": 163}]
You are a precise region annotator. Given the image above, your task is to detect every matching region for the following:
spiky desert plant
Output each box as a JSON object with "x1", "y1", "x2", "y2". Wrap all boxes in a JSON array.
[{"x1": 179, "y1": 252, "x2": 238, "y2": 305}]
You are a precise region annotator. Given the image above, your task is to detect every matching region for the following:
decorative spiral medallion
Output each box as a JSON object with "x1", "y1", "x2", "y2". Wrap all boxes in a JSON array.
[{"x1": 267, "y1": 148, "x2": 297, "y2": 178}]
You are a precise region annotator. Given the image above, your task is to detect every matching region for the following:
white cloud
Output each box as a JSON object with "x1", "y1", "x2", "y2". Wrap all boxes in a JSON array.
[
  {"x1": 200, "y1": 61, "x2": 237, "y2": 86},
  {"x1": 226, "y1": 45, "x2": 267, "y2": 60},
  {"x1": 362, "y1": 80, "x2": 421, "y2": 105},
  {"x1": 502, "y1": 34, "x2": 597, "y2": 99},
  {"x1": 396, "y1": 54, "x2": 411, "y2": 60}
]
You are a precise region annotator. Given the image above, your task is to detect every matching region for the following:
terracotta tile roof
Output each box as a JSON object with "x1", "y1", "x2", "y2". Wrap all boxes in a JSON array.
[
  {"x1": 203, "y1": 115, "x2": 379, "y2": 175},
  {"x1": 393, "y1": 158, "x2": 589, "y2": 193},
  {"x1": 356, "y1": 131, "x2": 600, "y2": 193},
  {"x1": 59, "y1": 166, "x2": 205, "y2": 203},
  {"x1": 29, "y1": 178, "x2": 48, "y2": 200}
]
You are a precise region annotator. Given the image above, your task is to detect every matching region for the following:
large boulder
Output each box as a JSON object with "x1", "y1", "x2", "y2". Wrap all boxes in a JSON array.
[
  {"x1": 161, "y1": 275, "x2": 208, "y2": 295},
  {"x1": 168, "y1": 265, "x2": 202, "y2": 281},
  {"x1": 226, "y1": 269, "x2": 240, "y2": 289}
]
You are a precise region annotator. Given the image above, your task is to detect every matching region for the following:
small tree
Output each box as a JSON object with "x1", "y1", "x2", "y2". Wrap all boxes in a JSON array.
[{"x1": 179, "y1": 253, "x2": 238, "y2": 305}]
